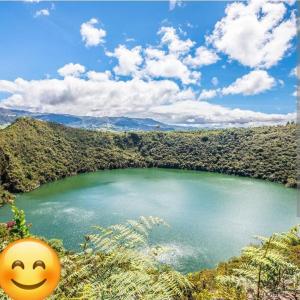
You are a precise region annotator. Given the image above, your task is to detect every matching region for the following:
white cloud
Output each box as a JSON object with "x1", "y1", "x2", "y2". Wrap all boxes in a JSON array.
[
  {"x1": 86, "y1": 71, "x2": 111, "y2": 81},
  {"x1": 0, "y1": 77, "x2": 193, "y2": 118},
  {"x1": 207, "y1": 0, "x2": 297, "y2": 68},
  {"x1": 0, "y1": 76, "x2": 295, "y2": 127},
  {"x1": 80, "y1": 18, "x2": 106, "y2": 47},
  {"x1": 106, "y1": 45, "x2": 143, "y2": 77},
  {"x1": 211, "y1": 77, "x2": 219, "y2": 86},
  {"x1": 35, "y1": 9, "x2": 50, "y2": 17},
  {"x1": 198, "y1": 89, "x2": 218, "y2": 100},
  {"x1": 144, "y1": 52, "x2": 201, "y2": 85},
  {"x1": 292, "y1": 86, "x2": 299, "y2": 97},
  {"x1": 149, "y1": 100, "x2": 295, "y2": 126},
  {"x1": 290, "y1": 65, "x2": 299, "y2": 79},
  {"x1": 222, "y1": 70, "x2": 276, "y2": 96},
  {"x1": 169, "y1": 0, "x2": 183, "y2": 11},
  {"x1": 125, "y1": 37, "x2": 135, "y2": 43},
  {"x1": 184, "y1": 46, "x2": 219, "y2": 68},
  {"x1": 1, "y1": 7, "x2": 296, "y2": 128},
  {"x1": 57, "y1": 63, "x2": 86, "y2": 78},
  {"x1": 145, "y1": 48, "x2": 165, "y2": 60},
  {"x1": 272, "y1": 0, "x2": 296, "y2": 5},
  {"x1": 158, "y1": 26, "x2": 195, "y2": 56},
  {"x1": 103, "y1": 27, "x2": 202, "y2": 85}
]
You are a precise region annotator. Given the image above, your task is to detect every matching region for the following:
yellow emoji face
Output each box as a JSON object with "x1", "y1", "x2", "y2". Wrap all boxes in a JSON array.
[{"x1": 0, "y1": 238, "x2": 61, "y2": 300}]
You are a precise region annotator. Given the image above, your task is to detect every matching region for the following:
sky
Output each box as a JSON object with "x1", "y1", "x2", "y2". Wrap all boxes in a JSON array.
[{"x1": 0, "y1": 0, "x2": 298, "y2": 127}]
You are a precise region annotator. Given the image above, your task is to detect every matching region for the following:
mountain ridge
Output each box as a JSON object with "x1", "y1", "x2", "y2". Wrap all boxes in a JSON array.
[{"x1": 0, "y1": 107, "x2": 178, "y2": 131}]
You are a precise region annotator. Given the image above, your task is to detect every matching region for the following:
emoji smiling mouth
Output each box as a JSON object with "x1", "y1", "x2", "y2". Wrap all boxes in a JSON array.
[{"x1": 11, "y1": 279, "x2": 47, "y2": 290}]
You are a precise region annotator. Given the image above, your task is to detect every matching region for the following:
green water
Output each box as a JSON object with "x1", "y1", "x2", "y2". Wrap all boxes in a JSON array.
[{"x1": 0, "y1": 169, "x2": 298, "y2": 273}]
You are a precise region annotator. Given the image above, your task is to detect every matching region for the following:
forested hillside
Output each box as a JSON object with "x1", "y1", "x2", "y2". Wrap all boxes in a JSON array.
[{"x1": 0, "y1": 118, "x2": 297, "y2": 198}]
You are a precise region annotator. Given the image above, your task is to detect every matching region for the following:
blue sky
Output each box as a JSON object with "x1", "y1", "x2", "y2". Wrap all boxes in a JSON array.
[{"x1": 0, "y1": 0, "x2": 298, "y2": 126}]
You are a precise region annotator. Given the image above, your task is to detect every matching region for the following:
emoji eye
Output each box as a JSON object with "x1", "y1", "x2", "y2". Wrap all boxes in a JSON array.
[
  {"x1": 12, "y1": 260, "x2": 24, "y2": 270},
  {"x1": 33, "y1": 260, "x2": 46, "y2": 270}
]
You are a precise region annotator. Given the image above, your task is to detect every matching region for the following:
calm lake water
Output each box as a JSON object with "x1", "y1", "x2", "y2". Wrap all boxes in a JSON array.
[{"x1": 0, "y1": 168, "x2": 298, "y2": 273}]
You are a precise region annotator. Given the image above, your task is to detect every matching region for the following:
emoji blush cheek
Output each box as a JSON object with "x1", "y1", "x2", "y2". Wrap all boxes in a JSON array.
[
  {"x1": 45, "y1": 270, "x2": 54, "y2": 280},
  {"x1": 44, "y1": 269, "x2": 59, "y2": 283},
  {"x1": 3, "y1": 269, "x2": 14, "y2": 282}
]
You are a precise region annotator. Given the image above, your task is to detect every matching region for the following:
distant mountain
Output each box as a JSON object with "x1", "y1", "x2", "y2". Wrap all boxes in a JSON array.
[{"x1": 0, "y1": 107, "x2": 177, "y2": 131}]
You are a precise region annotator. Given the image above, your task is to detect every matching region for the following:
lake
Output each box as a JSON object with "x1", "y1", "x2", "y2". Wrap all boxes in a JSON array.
[{"x1": 0, "y1": 168, "x2": 298, "y2": 273}]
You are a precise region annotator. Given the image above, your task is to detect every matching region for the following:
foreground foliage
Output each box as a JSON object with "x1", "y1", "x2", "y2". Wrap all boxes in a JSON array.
[
  {"x1": 53, "y1": 216, "x2": 192, "y2": 300},
  {"x1": 0, "y1": 205, "x2": 299, "y2": 299},
  {"x1": 0, "y1": 207, "x2": 191, "y2": 300},
  {"x1": 189, "y1": 227, "x2": 300, "y2": 300},
  {"x1": 0, "y1": 118, "x2": 297, "y2": 198},
  {"x1": 218, "y1": 228, "x2": 300, "y2": 299}
]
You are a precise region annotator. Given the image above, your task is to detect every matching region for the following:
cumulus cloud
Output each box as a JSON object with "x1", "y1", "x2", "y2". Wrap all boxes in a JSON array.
[
  {"x1": 80, "y1": 18, "x2": 106, "y2": 47},
  {"x1": 222, "y1": 70, "x2": 276, "y2": 96},
  {"x1": 184, "y1": 46, "x2": 219, "y2": 68},
  {"x1": 158, "y1": 26, "x2": 195, "y2": 56},
  {"x1": 106, "y1": 45, "x2": 143, "y2": 77},
  {"x1": 103, "y1": 26, "x2": 218, "y2": 86},
  {"x1": 145, "y1": 48, "x2": 165, "y2": 60},
  {"x1": 1, "y1": 3, "x2": 297, "y2": 128},
  {"x1": 34, "y1": 9, "x2": 50, "y2": 17},
  {"x1": 141, "y1": 33, "x2": 201, "y2": 84},
  {"x1": 149, "y1": 100, "x2": 295, "y2": 126},
  {"x1": 206, "y1": 0, "x2": 297, "y2": 68},
  {"x1": 86, "y1": 70, "x2": 111, "y2": 81},
  {"x1": 0, "y1": 77, "x2": 192, "y2": 117},
  {"x1": 198, "y1": 89, "x2": 218, "y2": 100},
  {"x1": 57, "y1": 63, "x2": 86, "y2": 78},
  {"x1": 102, "y1": 26, "x2": 216, "y2": 86},
  {"x1": 0, "y1": 76, "x2": 295, "y2": 127},
  {"x1": 143, "y1": 52, "x2": 201, "y2": 85}
]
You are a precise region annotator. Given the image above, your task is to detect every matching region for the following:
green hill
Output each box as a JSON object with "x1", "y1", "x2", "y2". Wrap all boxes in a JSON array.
[{"x1": 0, "y1": 118, "x2": 297, "y2": 198}]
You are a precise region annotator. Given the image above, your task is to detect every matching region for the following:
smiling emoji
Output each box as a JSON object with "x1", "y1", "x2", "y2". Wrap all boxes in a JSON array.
[{"x1": 0, "y1": 238, "x2": 61, "y2": 300}]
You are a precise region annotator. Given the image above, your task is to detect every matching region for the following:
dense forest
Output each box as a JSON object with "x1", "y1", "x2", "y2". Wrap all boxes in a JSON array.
[{"x1": 0, "y1": 118, "x2": 297, "y2": 205}]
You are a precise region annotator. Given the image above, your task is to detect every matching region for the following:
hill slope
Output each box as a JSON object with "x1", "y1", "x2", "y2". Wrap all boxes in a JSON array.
[{"x1": 0, "y1": 118, "x2": 297, "y2": 194}]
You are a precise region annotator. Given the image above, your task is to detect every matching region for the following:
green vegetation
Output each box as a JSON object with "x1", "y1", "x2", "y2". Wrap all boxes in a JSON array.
[
  {"x1": 188, "y1": 226, "x2": 300, "y2": 299},
  {"x1": 0, "y1": 206, "x2": 299, "y2": 299},
  {"x1": 55, "y1": 216, "x2": 192, "y2": 300},
  {"x1": 0, "y1": 118, "x2": 296, "y2": 199},
  {"x1": 0, "y1": 119, "x2": 298, "y2": 299},
  {"x1": 0, "y1": 207, "x2": 191, "y2": 300},
  {"x1": 0, "y1": 205, "x2": 31, "y2": 252},
  {"x1": 0, "y1": 186, "x2": 14, "y2": 207}
]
